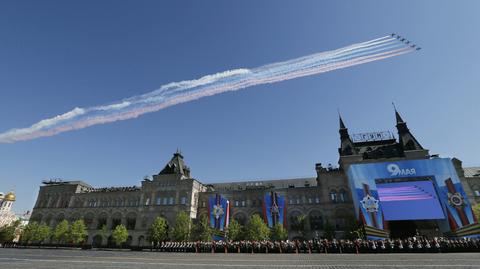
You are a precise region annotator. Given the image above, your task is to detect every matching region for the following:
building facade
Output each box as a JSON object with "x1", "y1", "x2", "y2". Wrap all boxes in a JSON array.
[
  {"x1": 29, "y1": 110, "x2": 478, "y2": 245},
  {"x1": 458, "y1": 166, "x2": 480, "y2": 204}
]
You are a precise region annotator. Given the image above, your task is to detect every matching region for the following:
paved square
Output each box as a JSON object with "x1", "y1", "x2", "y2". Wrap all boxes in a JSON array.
[{"x1": 1, "y1": 248, "x2": 480, "y2": 269}]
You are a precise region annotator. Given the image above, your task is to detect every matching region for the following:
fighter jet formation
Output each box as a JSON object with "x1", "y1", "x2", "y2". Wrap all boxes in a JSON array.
[{"x1": 391, "y1": 33, "x2": 421, "y2": 50}]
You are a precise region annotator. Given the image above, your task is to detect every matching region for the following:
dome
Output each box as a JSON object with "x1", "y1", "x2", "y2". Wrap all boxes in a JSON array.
[
  {"x1": 4, "y1": 192, "x2": 15, "y2": 201},
  {"x1": 0, "y1": 192, "x2": 4, "y2": 199}
]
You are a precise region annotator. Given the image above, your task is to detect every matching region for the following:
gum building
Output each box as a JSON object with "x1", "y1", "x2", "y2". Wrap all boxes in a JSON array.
[{"x1": 29, "y1": 110, "x2": 479, "y2": 245}]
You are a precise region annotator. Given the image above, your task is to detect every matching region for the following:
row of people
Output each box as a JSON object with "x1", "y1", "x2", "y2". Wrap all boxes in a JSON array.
[
  {"x1": 149, "y1": 237, "x2": 480, "y2": 253},
  {"x1": 6, "y1": 237, "x2": 479, "y2": 253}
]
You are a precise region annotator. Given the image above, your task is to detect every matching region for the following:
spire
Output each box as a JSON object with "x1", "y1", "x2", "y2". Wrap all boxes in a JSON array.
[
  {"x1": 395, "y1": 109, "x2": 405, "y2": 124},
  {"x1": 159, "y1": 151, "x2": 190, "y2": 177},
  {"x1": 393, "y1": 102, "x2": 405, "y2": 124},
  {"x1": 393, "y1": 106, "x2": 424, "y2": 151},
  {"x1": 337, "y1": 113, "x2": 355, "y2": 156},
  {"x1": 339, "y1": 114, "x2": 346, "y2": 129},
  {"x1": 338, "y1": 113, "x2": 349, "y2": 139},
  {"x1": 394, "y1": 106, "x2": 409, "y2": 134}
]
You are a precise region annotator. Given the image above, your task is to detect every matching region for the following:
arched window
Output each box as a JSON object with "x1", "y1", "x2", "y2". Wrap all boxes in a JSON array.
[
  {"x1": 309, "y1": 211, "x2": 323, "y2": 230},
  {"x1": 289, "y1": 211, "x2": 306, "y2": 233},
  {"x1": 330, "y1": 190, "x2": 337, "y2": 203},
  {"x1": 126, "y1": 213, "x2": 137, "y2": 230},
  {"x1": 97, "y1": 213, "x2": 108, "y2": 229},
  {"x1": 339, "y1": 189, "x2": 348, "y2": 202},
  {"x1": 84, "y1": 212, "x2": 94, "y2": 229},
  {"x1": 234, "y1": 213, "x2": 247, "y2": 226},
  {"x1": 111, "y1": 212, "x2": 122, "y2": 229},
  {"x1": 92, "y1": 235, "x2": 103, "y2": 247}
]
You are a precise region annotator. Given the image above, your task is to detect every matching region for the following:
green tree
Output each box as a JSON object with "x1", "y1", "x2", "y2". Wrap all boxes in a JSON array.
[
  {"x1": 99, "y1": 224, "x2": 109, "y2": 246},
  {"x1": 70, "y1": 219, "x2": 88, "y2": 245},
  {"x1": 112, "y1": 224, "x2": 129, "y2": 247},
  {"x1": 0, "y1": 220, "x2": 20, "y2": 243},
  {"x1": 270, "y1": 223, "x2": 288, "y2": 241},
  {"x1": 35, "y1": 224, "x2": 52, "y2": 244},
  {"x1": 53, "y1": 220, "x2": 70, "y2": 244},
  {"x1": 172, "y1": 211, "x2": 191, "y2": 241},
  {"x1": 323, "y1": 220, "x2": 336, "y2": 240},
  {"x1": 193, "y1": 215, "x2": 213, "y2": 241},
  {"x1": 20, "y1": 221, "x2": 39, "y2": 244},
  {"x1": 291, "y1": 215, "x2": 308, "y2": 239},
  {"x1": 226, "y1": 219, "x2": 243, "y2": 241},
  {"x1": 345, "y1": 216, "x2": 365, "y2": 240},
  {"x1": 148, "y1": 216, "x2": 169, "y2": 245},
  {"x1": 245, "y1": 214, "x2": 270, "y2": 241}
]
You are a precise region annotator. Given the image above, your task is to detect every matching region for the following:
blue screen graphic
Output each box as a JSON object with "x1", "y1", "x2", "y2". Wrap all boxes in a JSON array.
[{"x1": 377, "y1": 181, "x2": 445, "y2": 221}]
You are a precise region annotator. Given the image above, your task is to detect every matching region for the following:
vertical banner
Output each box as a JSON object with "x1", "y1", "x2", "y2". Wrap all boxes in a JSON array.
[
  {"x1": 208, "y1": 194, "x2": 230, "y2": 232},
  {"x1": 263, "y1": 191, "x2": 286, "y2": 228}
]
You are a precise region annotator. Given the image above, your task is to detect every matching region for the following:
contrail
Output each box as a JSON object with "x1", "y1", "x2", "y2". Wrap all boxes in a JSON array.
[{"x1": 0, "y1": 35, "x2": 418, "y2": 143}]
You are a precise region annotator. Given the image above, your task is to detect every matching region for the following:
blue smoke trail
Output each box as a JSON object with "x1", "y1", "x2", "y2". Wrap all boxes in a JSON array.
[{"x1": 0, "y1": 35, "x2": 416, "y2": 143}]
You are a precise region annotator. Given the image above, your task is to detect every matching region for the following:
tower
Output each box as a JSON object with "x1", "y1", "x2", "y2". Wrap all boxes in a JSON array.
[
  {"x1": 0, "y1": 191, "x2": 15, "y2": 212},
  {"x1": 394, "y1": 108, "x2": 428, "y2": 159},
  {"x1": 158, "y1": 150, "x2": 191, "y2": 178},
  {"x1": 338, "y1": 114, "x2": 356, "y2": 156},
  {"x1": 0, "y1": 191, "x2": 17, "y2": 228}
]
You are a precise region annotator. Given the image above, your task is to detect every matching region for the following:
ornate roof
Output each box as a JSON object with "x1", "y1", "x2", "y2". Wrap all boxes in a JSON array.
[
  {"x1": 338, "y1": 108, "x2": 424, "y2": 159},
  {"x1": 158, "y1": 151, "x2": 191, "y2": 177},
  {"x1": 4, "y1": 191, "x2": 15, "y2": 201}
]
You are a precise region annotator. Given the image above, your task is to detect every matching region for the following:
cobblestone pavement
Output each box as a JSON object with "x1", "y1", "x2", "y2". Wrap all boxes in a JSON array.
[{"x1": 1, "y1": 248, "x2": 480, "y2": 269}]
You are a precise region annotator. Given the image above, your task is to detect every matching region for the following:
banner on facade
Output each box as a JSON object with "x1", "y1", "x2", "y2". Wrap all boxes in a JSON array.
[
  {"x1": 347, "y1": 158, "x2": 479, "y2": 239},
  {"x1": 263, "y1": 191, "x2": 286, "y2": 228},
  {"x1": 208, "y1": 194, "x2": 230, "y2": 232}
]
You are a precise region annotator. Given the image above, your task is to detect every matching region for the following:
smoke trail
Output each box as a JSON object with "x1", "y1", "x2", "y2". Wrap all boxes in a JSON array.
[{"x1": 0, "y1": 35, "x2": 417, "y2": 143}]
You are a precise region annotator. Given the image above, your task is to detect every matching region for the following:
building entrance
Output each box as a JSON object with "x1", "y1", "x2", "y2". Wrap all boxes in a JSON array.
[{"x1": 388, "y1": 220, "x2": 442, "y2": 239}]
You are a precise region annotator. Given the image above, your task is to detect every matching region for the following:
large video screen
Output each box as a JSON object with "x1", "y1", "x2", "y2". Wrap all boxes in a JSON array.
[{"x1": 376, "y1": 180, "x2": 445, "y2": 221}]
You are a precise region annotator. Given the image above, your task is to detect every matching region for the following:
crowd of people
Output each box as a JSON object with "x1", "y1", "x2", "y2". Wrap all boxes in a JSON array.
[
  {"x1": 4, "y1": 237, "x2": 480, "y2": 253},
  {"x1": 150, "y1": 237, "x2": 480, "y2": 253}
]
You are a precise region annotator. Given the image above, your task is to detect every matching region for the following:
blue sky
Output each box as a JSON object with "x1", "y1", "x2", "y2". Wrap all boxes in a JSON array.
[{"x1": 1, "y1": 0, "x2": 479, "y2": 213}]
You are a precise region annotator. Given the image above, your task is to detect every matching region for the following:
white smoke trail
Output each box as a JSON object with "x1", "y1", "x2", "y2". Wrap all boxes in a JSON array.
[{"x1": 0, "y1": 35, "x2": 417, "y2": 143}]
